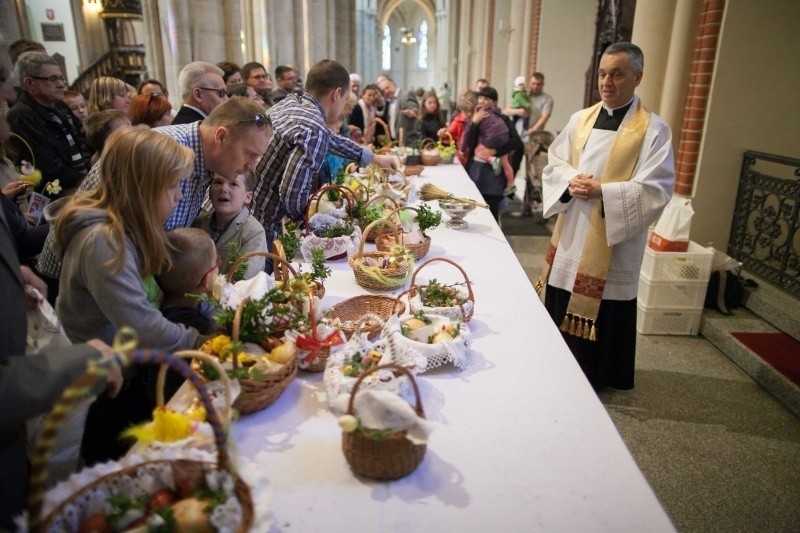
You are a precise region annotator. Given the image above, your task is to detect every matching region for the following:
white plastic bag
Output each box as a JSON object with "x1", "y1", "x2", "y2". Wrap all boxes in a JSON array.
[
  {"x1": 26, "y1": 289, "x2": 88, "y2": 486},
  {"x1": 650, "y1": 197, "x2": 693, "y2": 251}
]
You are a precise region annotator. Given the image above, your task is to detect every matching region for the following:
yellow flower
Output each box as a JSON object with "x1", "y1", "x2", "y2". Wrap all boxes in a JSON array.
[
  {"x1": 44, "y1": 179, "x2": 61, "y2": 195},
  {"x1": 121, "y1": 407, "x2": 193, "y2": 443}
]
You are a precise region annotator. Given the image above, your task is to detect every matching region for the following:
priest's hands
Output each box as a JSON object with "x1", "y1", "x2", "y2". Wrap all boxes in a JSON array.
[{"x1": 569, "y1": 174, "x2": 602, "y2": 200}]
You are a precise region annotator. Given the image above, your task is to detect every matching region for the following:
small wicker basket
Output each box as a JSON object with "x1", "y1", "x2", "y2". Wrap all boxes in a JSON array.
[
  {"x1": 293, "y1": 287, "x2": 344, "y2": 373},
  {"x1": 403, "y1": 165, "x2": 424, "y2": 177},
  {"x1": 374, "y1": 205, "x2": 432, "y2": 261},
  {"x1": 409, "y1": 257, "x2": 475, "y2": 322},
  {"x1": 302, "y1": 185, "x2": 359, "y2": 261},
  {"x1": 342, "y1": 363, "x2": 426, "y2": 480},
  {"x1": 358, "y1": 193, "x2": 400, "y2": 242},
  {"x1": 419, "y1": 139, "x2": 441, "y2": 166},
  {"x1": 348, "y1": 218, "x2": 413, "y2": 291},
  {"x1": 27, "y1": 350, "x2": 254, "y2": 532}
]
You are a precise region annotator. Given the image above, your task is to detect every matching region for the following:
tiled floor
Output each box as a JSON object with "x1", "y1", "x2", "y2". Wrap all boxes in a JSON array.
[{"x1": 506, "y1": 231, "x2": 800, "y2": 532}]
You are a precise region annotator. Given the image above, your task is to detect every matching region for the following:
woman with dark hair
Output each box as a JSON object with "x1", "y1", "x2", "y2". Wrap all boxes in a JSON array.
[
  {"x1": 218, "y1": 61, "x2": 242, "y2": 87},
  {"x1": 129, "y1": 92, "x2": 173, "y2": 127},
  {"x1": 418, "y1": 90, "x2": 446, "y2": 140}
]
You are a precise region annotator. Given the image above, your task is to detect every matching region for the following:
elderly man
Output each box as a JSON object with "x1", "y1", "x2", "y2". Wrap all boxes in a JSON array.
[
  {"x1": 349, "y1": 73, "x2": 362, "y2": 96},
  {"x1": 377, "y1": 75, "x2": 420, "y2": 143},
  {"x1": 36, "y1": 97, "x2": 271, "y2": 293},
  {"x1": 7, "y1": 52, "x2": 91, "y2": 198},
  {"x1": 251, "y1": 59, "x2": 398, "y2": 255},
  {"x1": 171, "y1": 61, "x2": 228, "y2": 125},
  {"x1": 541, "y1": 42, "x2": 675, "y2": 390},
  {"x1": 272, "y1": 64, "x2": 298, "y2": 103}
]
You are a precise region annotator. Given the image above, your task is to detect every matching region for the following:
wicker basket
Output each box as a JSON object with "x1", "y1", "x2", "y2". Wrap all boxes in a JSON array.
[
  {"x1": 348, "y1": 218, "x2": 413, "y2": 291},
  {"x1": 342, "y1": 363, "x2": 426, "y2": 480},
  {"x1": 419, "y1": 139, "x2": 441, "y2": 166},
  {"x1": 27, "y1": 349, "x2": 254, "y2": 532},
  {"x1": 229, "y1": 296, "x2": 297, "y2": 414},
  {"x1": 292, "y1": 287, "x2": 345, "y2": 373},
  {"x1": 409, "y1": 257, "x2": 475, "y2": 322},
  {"x1": 374, "y1": 205, "x2": 432, "y2": 261},
  {"x1": 328, "y1": 295, "x2": 406, "y2": 339},
  {"x1": 437, "y1": 131, "x2": 456, "y2": 164},
  {"x1": 358, "y1": 193, "x2": 400, "y2": 242},
  {"x1": 302, "y1": 185, "x2": 359, "y2": 261}
]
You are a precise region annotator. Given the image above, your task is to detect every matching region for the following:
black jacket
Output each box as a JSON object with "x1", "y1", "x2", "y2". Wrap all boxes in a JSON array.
[
  {"x1": 6, "y1": 92, "x2": 90, "y2": 196},
  {"x1": 171, "y1": 105, "x2": 205, "y2": 125}
]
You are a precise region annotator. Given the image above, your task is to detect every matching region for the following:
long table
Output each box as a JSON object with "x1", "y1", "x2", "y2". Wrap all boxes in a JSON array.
[{"x1": 232, "y1": 163, "x2": 674, "y2": 532}]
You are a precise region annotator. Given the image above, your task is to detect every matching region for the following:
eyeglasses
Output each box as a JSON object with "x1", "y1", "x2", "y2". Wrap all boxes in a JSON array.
[
  {"x1": 237, "y1": 113, "x2": 270, "y2": 130},
  {"x1": 29, "y1": 75, "x2": 65, "y2": 83},
  {"x1": 197, "y1": 86, "x2": 228, "y2": 98}
]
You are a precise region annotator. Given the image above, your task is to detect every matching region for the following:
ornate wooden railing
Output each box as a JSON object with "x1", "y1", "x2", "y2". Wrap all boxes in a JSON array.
[
  {"x1": 69, "y1": 45, "x2": 146, "y2": 95},
  {"x1": 728, "y1": 151, "x2": 800, "y2": 298}
]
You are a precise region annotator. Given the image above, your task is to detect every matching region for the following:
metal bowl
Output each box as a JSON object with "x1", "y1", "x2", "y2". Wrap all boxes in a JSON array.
[{"x1": 438, "y1": 198, "x2": 476, "y2": 229}]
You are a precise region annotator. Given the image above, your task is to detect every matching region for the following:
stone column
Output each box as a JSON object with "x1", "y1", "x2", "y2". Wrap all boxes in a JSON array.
[
  {"x1": 222, "y1": 0, "x2": 243, "y2": 65},
  {"x1": 674, "y1": 0, "x2": 725, "y2": 197}
]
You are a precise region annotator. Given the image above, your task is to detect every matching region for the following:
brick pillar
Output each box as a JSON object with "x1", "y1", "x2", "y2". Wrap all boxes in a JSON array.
[
  {"x1": 674, "y1": 0, "x2": 726, "y2": 196},
  {"x1": 527, "y1": 0, "x2": 542, "y2": 74}
]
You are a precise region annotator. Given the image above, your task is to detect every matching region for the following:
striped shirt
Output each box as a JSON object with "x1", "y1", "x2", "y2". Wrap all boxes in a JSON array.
[
  {"x1": 251, "y1": 93, "x2": 372, "y2": 236},
  {"x1": 37, "y1": 122, "x2": 210, "y2": 279}
]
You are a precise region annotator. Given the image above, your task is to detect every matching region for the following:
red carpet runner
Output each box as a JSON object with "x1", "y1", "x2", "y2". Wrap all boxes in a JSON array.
[{"x1": 731, "y1": 332, "x2": 800, "y2": 387}]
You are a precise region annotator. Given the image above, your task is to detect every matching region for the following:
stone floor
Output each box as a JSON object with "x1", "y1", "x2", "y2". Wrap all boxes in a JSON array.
[{"x1": 506, "y1": 230, "x2": 800, "y2": 532}]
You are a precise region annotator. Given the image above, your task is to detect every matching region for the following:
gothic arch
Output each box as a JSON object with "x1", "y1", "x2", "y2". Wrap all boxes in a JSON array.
[{"x1": 378, "y1": 0, "x2": 436, "y2": 31}]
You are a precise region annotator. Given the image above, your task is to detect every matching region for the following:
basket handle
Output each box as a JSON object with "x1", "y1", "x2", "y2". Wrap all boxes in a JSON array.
[
  {"x1": 410, "y1": 257, "x2": 474, "y2": 303},
  {"x1": 438, "y1": 130, "x2": 453, "y2": 145},
  {"x1": 226, "y1": 250, "x2": 296, "y2": 282},
  {"x1": 10, "y1": 132, "x2": 36, "y2": 169},
  {"x1": 156, "y1": 350, "x2": 233, "y2": 425},
  {"x1": 344, "y1": 162, "x2": 359, "y2": 175},
  {"x1": 420, "y1": 138, "x2": 438, "y2": 152},
  {"x1": 304, "y1": 185, "x2": 355, "y2": 233},
  {"x1": 357, "y1": 217, "x2": 399, "y2": 258},
  {"x1": 362, "y1": 192, "x2": 400, "y2": 213},
  {"x1": 374, "y1": 205, "x2": 421, "y2": 243},
  {"x1": 27, "y1": 350, "x2": 232, "y2": 529},
  {"x1": 346, "y1": 363, "x2": 424, "y2": 418}
]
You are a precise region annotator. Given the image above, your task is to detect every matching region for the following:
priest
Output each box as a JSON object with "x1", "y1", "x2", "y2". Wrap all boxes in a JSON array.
[{"x1": 540, "y1": 42, "x2": 675, "y2": 390}]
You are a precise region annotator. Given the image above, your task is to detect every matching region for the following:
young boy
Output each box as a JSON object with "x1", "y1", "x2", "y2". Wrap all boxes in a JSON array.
[
  {"x1": 157, "y1": 227, "x2": 219, "y2": 334},
  {"x1": 461, "y1": 86, "x2": 516, "y2": 196},
  {"x1": 63, "y1": 90, "x2": 88, "y2": 125},
  {"x1": 509, "y1": 76, "x2": 530, "y2": 138},
  {"x1": 148, "y1": 227, "x2": 218, "y2": 403},
  {"x1": 194, "y1": 171, "x2": 268, "y2": 280}
]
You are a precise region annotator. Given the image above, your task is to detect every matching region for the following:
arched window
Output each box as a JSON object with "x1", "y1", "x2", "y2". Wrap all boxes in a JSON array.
[
  {"x1": 382, "y1": 25, "x2": 391, "y2": 70},
  {"x1": 417, "y1": 19, "x2": 428, "y2": 69}
]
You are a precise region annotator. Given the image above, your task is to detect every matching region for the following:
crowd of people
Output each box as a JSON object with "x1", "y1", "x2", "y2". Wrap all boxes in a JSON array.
[{"x1": 0, "y1": 31, "x2": 674, "y2": 528}]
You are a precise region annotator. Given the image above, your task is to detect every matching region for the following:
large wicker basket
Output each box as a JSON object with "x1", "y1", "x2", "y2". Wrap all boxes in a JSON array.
[
  {"x1": 292, "y1": 287, "x2": 345, "y2": 373},
  {"x1": 374, "y1": 205, "x2": 432, "y2": 261},
  {"x1": 409, "y1": 257, "x2": 475, "y2": 322},
  {"x1": 348, "y1": 218, "x2": 413, "y2": 291},
  {"x1": 229, "y1": 295, "x2": 297, "y2": 415},
  {"x1": 342, "y1": 363, "x2": 426, "y2": 480},
  {"x1": 327, "y1": 295, "x2": 406, "y2": 339},
  {"x1": 27, "y1": 350, "x2": 254, "y2": 532}
]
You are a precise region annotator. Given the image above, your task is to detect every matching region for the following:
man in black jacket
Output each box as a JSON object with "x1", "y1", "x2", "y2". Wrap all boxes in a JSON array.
[{"x1": 7, "y1": 52, "x2": 90, "y2": 198}]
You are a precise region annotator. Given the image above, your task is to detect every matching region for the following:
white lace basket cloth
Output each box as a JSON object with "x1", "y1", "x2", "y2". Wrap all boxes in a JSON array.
[
  {"x1": 408, "y1": 286, "x2": 474, "y2": 321},
  {"x1": 382, "y1": 314, "x2": 472, "y2": 372},
  {"x1": 300, "y1": 212, "x2": 362, "y2": 261}
]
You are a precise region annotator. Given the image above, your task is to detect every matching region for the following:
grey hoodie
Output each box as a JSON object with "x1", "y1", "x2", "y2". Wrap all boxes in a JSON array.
[{"x1": 55, "y1": 208, "x2": 199, "y2": 350}]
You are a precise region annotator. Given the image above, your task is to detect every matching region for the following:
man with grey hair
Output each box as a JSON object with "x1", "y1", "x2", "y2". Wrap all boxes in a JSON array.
[
  {"x1": 7, "y1": 51, "x2": 90, "y2": 197},
  {"x1": 349, "y1": 72, "x2": 362, "y2": 96},
  {"x1": 540, "y1": 42, "x2": 675, "y2": 391},
  {"x1": 172, "y1": 61, "x2": 228, "y2": 125}
]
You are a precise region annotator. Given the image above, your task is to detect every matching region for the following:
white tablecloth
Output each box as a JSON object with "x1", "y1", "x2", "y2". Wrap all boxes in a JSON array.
[{"x1": 232, "y1": 163, "x2": 674, "y2": 532}]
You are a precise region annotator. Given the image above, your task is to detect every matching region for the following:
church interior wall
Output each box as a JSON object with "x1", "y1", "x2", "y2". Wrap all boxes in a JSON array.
[
  {"x1": 692, "y1": 0, "x2": 800, "y2": 251},
  {"x1": 535, "y1": 0, "x2": 597, "y2": 134},
  {"x1": 21, "y1": 0, "x2": 82, "y2": 80}
]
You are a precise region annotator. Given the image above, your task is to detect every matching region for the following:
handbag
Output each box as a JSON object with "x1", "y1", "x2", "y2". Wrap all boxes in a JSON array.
[{"x1": 703, "y1": 250, "x2": 758, "y2": 315}]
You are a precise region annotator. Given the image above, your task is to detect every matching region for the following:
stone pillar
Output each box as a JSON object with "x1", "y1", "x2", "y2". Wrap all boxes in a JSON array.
[
  {"x1": 674, "y1": 0, "x2": 725, "y2": 197},
  {"x1": 631, "y1": 0, "x2": 677, "y2": 113},
  {"x1": 222, "y1": 0, "x2": 243, "y2": 65}
]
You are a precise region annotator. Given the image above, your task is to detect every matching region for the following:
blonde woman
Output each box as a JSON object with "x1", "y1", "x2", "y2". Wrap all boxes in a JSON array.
[
  {"x1": 54, "y1": 127, "x2": 201, "y2": 462},
  {"x1": 86, "y1": 75, "x2": 131, "y2": 114}
]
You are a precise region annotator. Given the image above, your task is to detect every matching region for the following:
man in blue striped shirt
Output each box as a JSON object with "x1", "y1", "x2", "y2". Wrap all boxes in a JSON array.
[{"x1": 251, "y1": 59, "x2": 399, "y2": 244}]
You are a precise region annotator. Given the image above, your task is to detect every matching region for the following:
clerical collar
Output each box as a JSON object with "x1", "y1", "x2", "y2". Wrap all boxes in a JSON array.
[{"x1": 593, "y1": 98, "x2": 634, "y2": 131}]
